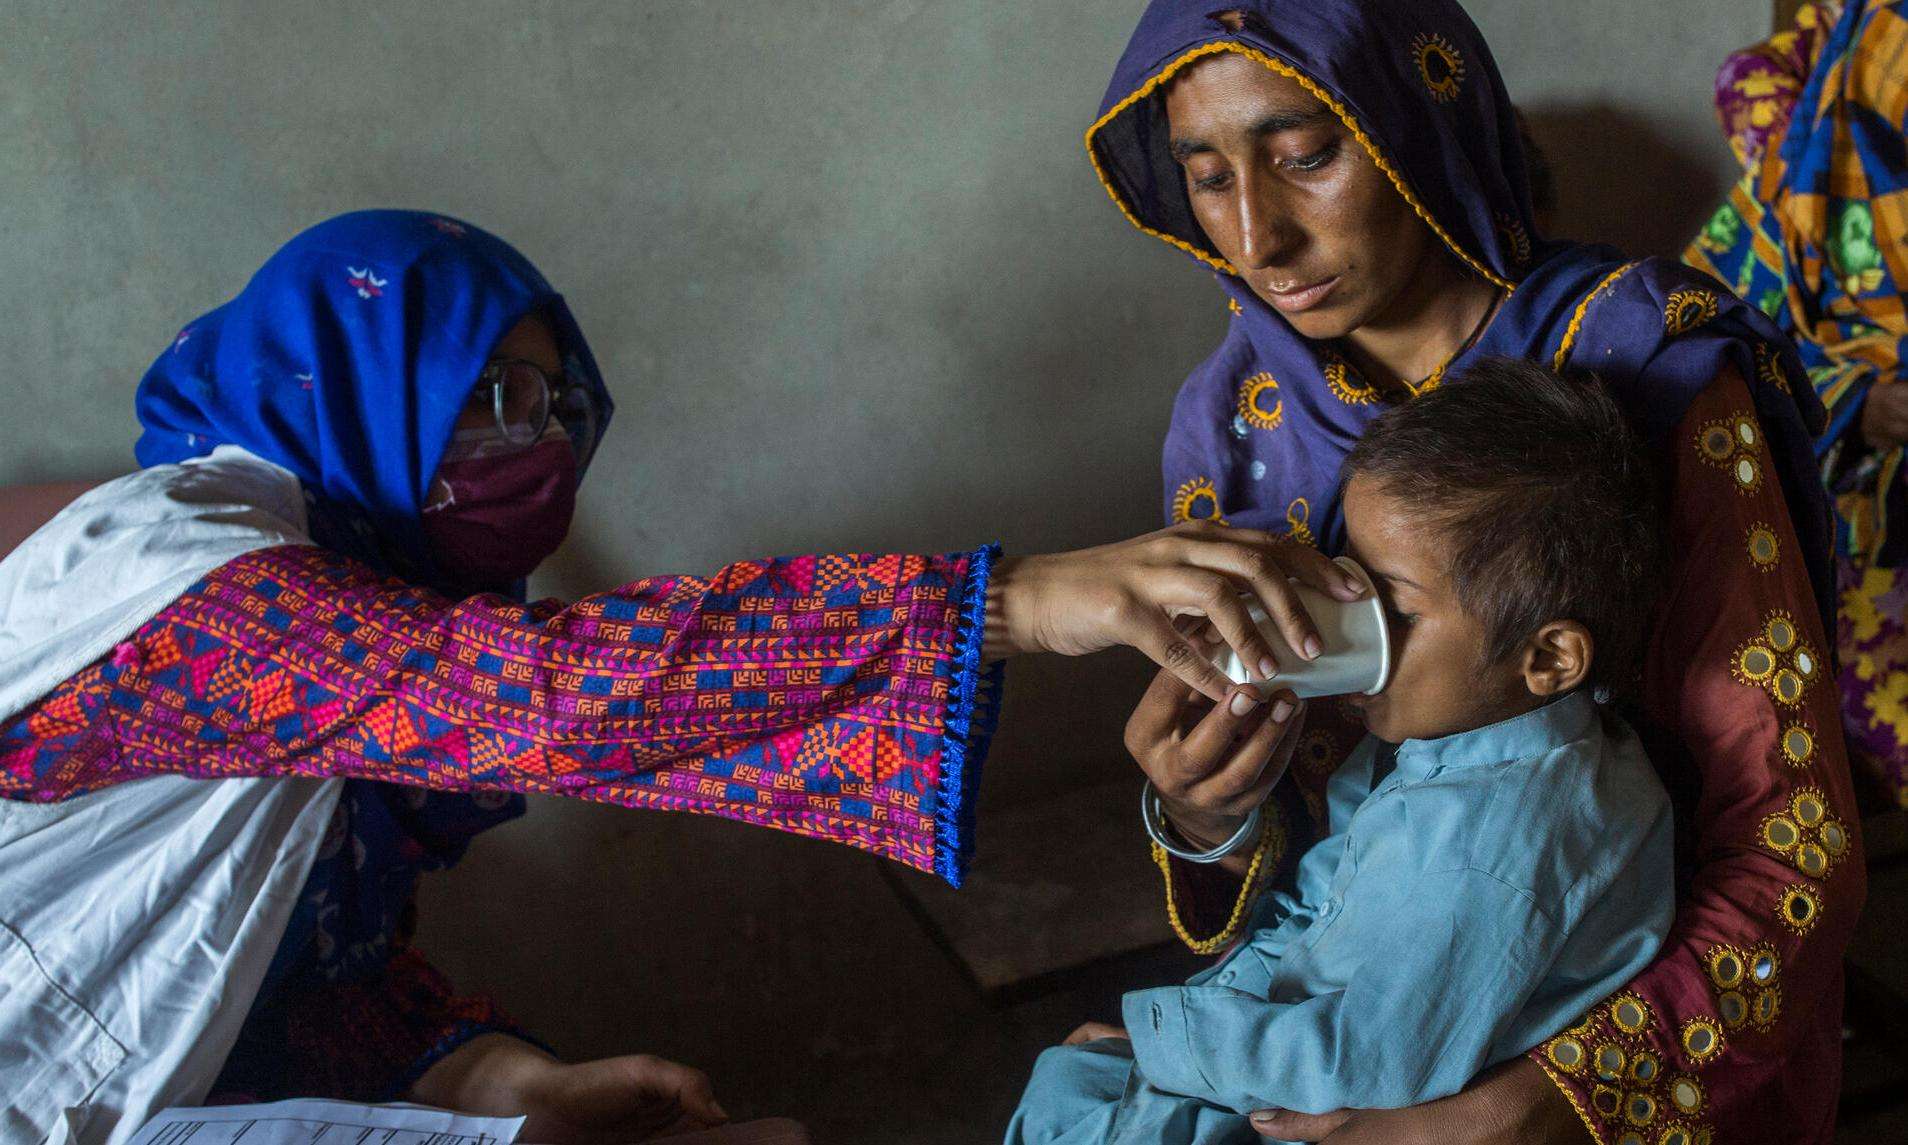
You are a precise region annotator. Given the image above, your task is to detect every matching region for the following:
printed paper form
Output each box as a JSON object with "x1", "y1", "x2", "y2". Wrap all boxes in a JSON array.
[{"x1": 123, "y1": 1099, "x2": 525, "y2": 1145}]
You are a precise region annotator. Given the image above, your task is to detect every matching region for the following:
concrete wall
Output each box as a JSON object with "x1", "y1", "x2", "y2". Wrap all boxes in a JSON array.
[{"x1": 0, "y1": 1, "x2": 1770, "y2": 1135}]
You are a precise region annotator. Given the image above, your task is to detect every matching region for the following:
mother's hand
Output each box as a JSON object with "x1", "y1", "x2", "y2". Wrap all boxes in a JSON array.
[
  {"x1": 1247, "y1": 1058, "x2": 1590, "y2": 1144},
  {"x1": 983, "y1": 522, "x2": 1365, "y2": 702},
  {"x1": 1124, "y1": 663, "x2": 1304, "y2": 873}
]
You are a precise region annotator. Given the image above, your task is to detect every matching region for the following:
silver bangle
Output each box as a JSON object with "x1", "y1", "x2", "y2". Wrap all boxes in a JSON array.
[{"x1": 1141, "y1": 780, "x2": 1262, "y2": 863}]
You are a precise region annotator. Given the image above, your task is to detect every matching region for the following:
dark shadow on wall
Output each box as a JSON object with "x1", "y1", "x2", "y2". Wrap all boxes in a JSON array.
[{"x1": 1523, "y1": 102, "x2": 1728, "y2": 258}]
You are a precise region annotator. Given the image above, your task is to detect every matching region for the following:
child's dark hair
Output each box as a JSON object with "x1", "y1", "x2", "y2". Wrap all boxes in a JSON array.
[{"x1": 1341, "y1": 356, "x2": 1665, "y2": 693}]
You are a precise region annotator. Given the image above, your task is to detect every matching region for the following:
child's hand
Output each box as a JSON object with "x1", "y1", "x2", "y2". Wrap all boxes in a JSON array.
[
  {"x1": 1062, "y1": 1022, "x2": 1130, "y2": 1045},
  {"x1": 1125, "y1": 663, "x2": 1305, "y2": 867}
]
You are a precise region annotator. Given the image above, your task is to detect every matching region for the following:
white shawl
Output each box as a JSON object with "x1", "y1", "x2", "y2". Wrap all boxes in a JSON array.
[{"x1": 0, "y1": 446, "x2": 345, "y2": 1143}]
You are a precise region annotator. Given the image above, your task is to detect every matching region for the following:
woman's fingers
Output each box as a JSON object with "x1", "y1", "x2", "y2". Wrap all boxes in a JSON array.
[
  {"x1": 1197, "y1": 694, "x2": 1303, "y2": 802},
  {"x1": 1127, "y1": 663, "x2": 1199, "y2": 747},
  {"x1": 1127, "y1": 602, "x2": 1237, "y2": 703},
  {"x1": 1166, "y1": 538, "x2": 1334, "y2": 669},
  {"x1": 1177, "y1": 683, "x2": 1267, "y2": 760},
  {"x1": 1176, "y1": 522, "x2": 1365, "y2": 599},
  {"x1": 1154, "y1": 567, "x2": 1283, "y2": 681},
  {"x1": 653, "y1": 1059, "x2": 727, "y2": 1126},
  {"x1": 1248, "y1": 1107, "x2": 1356, "y2": 1141},
  {"x1": 1062, "y1": 1021, "x2": 1131, "y2": 1046},
  {"x1": 1127, "y1": 669, "x2": 1270, "y2": 791}
]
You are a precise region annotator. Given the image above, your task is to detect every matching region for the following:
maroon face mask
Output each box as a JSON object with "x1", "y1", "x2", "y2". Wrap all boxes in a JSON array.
[{"x1": 420, "y1": 434, "x2": 577, "y2": 587}]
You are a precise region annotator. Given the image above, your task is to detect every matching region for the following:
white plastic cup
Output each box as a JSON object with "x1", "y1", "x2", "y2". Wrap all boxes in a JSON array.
[{"x1": 1210, "y1": 556, "x2": 1392, "y2": 699}]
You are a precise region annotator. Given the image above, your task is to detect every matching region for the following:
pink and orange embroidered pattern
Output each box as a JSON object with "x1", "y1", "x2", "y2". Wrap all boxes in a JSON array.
[{"x1": 0, "y1": 543, "x2": 1000, "y2": 885}]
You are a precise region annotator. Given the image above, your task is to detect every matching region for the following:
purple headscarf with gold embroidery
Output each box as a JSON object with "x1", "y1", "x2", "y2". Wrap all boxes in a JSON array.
[{"x1": 1091, "y1": 0, "x2": 1835, "y2": 628}]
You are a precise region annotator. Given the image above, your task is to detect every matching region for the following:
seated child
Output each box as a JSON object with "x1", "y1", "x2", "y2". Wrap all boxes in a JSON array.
[{"x1": 1006, "y1": 357, "x2": 1676, "y2": 1144}]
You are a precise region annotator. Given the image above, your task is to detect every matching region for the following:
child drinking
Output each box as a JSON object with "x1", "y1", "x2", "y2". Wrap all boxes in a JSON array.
[{"x1": 1008, "y1": 357, "x2": 1675, "y2": 1144}]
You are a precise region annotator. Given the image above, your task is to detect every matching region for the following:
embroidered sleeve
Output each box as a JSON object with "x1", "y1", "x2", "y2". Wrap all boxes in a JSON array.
[
  {"x1": 0, "y1": 543, "x2": 1002, "y2": 885},
  {"x1": 1527, "y1": 369, "x2": 1864, "y2": 1145}
]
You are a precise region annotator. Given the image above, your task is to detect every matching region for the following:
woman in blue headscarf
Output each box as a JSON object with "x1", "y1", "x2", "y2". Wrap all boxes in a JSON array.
[
  {"x1": 1071, "y1": 3, "x2": 1865, "y2": 1143},
  {"x1": 0, "y1": 210, "x2": 1359, "y2": 1143}
]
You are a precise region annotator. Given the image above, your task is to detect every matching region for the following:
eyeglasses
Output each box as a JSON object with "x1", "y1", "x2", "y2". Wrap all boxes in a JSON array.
[{"x1": 462, "y1": 357, "x2": 600, "y2": 468}]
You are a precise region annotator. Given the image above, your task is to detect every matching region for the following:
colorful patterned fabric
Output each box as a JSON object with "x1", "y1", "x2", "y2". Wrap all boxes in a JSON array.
[
  {"x1": 1713, "y1": 2, "x2": 1844, "y2": 173},
  {"x1": 1837, "y1": 558, "x2": 1908, "y2": 805},
  {"x1": 0, "y1": 542, "x2": 999, "y2": 882},
  {"x1": 1091, "y1": 4, "x2": 1864, "y2": 1142},
  {"x1": 1684, "y1": 0, "x2": 1908, "y2": 808},
  {"x1": 1685, "y1": 1, "x2": 1908, "y2": 568}
]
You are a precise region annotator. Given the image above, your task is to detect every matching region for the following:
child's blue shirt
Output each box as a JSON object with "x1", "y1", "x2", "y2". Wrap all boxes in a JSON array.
[
  {"x1": 1126, "y1": 690, "x2": 1674, "y2": 1115},
  {"x1": 1008, "y1": 691, "x2": 1673, "y2": 1144}
]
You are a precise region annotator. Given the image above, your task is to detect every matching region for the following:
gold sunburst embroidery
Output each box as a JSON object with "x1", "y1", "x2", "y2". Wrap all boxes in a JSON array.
[
  {"x1": 1747, "y1": 523, "x2": 1780, "y2": 569},
  {"x1": 1705, "y1": 945, "x2": 1745, "y2": 989},
  {"x1": 1609, "y1": 994, "x2": 1652, "y2": 1034},
  {"x1": 1760, "y1": 813, "x2": 1802, "y2": 852},
  {"x1": 1545, "y1": 1035, "x2": 1587, "y2": 1073},
  {"x1": 1820, "y1": 816, "x2": 1850, "y2": 859},
  {"x1": 1794, "y1": 840, "x2": 1829, "y2": 876},
  {"x1": 1791, "y1": 788, "x2": 1826, "y2": 827},
  {"x1": 1716, "y1": 989, "x2": 1749, "y2": 1029},
  {"x1": 1698, "y1": 420, "x2": 1738, "y2": 465},
  {"x1": 1665, "y1": 288, "x2": 1720, "y2": 335},
  {"x1": 1679, "y1": 1017, "x2": 1724, "y2": 1064},
  {"x1": 1627, "y1": 1051, "x2": 1660, "y2": 1085},
  {"x1": 1755, "y1": 342, "x2": 1793, "y2": 394},
  {"x1": 1751, "y1": 986, "x2": 1781, "y2": 1028},
  {"x1": 1779, "y1": 722, "x2": 1815, "y2": 767},
  {"x1": 1778, "y1": 884, "x2": 1820, "y2": 934},
  {"x1": 1593, "y1": 1042, "x2": 1627, "y2": 1081},
  {"x1": 1171, "y1": 477, "x2": 1226, "y2": 525},
  {"x1": 1412, "y1": 32, "x2": 1466, "y2": 103},
  {"x1": 1237, "y1": 372, "x2": 1284, "y2": 431},
  {"x1": 1624, "y1": 1091, "x2": 1658, "y2": 1127},
  {"x1": 1668, "y1": 1074, "x2": 1705, "y2": 1116},
  {"x1": 1297, "y1": 728, "x2": 1340, "y2": 773},
  {"x1": 1734, "y1": 643, "x2": 1778, "y2": 683},
  {"x1": 1325, "y1": 355, "x2": 1379, "y2": 406}
]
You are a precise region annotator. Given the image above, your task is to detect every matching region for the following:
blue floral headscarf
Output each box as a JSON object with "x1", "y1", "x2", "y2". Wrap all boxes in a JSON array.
[{"x1": 135, "y1": 209, "x2": 613, "y2": 583}]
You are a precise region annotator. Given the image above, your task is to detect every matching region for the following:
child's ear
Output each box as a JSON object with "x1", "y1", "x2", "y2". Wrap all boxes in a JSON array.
[{"x1": 1520, "y1": 621, "x2": 1593, "y2": 697}]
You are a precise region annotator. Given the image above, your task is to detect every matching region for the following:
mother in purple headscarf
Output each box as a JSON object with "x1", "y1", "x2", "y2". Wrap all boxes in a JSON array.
[{"x1": 1083, "y1": 3, "x2": 1865, "y2": 1143}]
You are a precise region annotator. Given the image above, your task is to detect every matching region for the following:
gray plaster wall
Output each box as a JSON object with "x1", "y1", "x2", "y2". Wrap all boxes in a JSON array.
[{"x1": 1, "y1": 2, "x2": 1769, "y2": 1138}]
